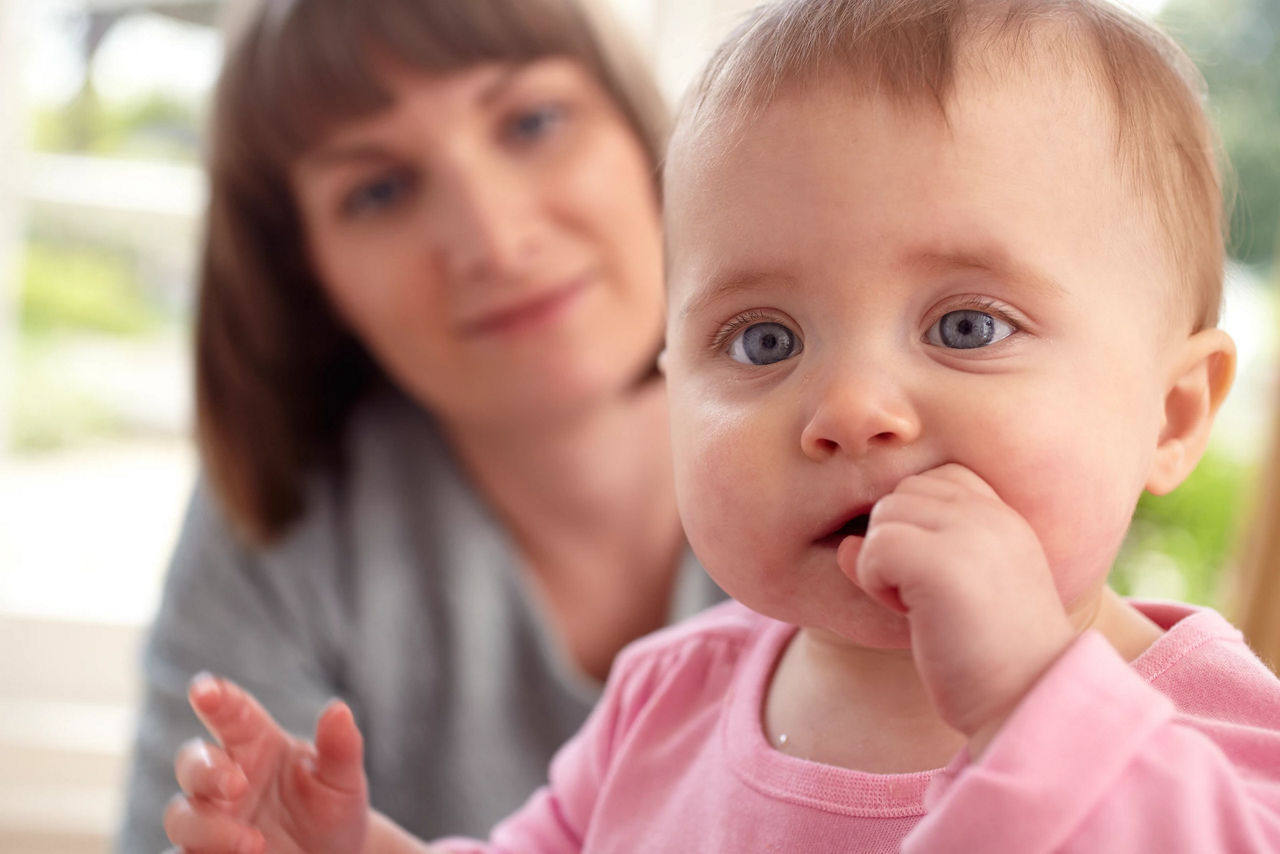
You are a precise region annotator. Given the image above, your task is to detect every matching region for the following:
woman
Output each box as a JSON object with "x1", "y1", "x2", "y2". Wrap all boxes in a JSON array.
[{"x1": 116, "y1": 0, "x2": 723, "y2": 850}]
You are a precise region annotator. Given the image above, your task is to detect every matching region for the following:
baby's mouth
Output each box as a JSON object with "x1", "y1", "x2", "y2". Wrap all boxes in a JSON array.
[{"x1": 816, "y1": 512, "x2": 871, "y2": 548}]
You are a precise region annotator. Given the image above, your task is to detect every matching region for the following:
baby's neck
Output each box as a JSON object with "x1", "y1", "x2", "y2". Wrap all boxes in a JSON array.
[{"x1": 763, "y1": 627, "x2": 965, "y2": 774}]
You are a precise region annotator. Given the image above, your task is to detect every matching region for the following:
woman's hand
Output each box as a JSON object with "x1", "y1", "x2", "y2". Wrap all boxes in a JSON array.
[
  {"x1": 164, "y1": 674, "x2": 370, "y2": 854},
  {"x1": 839, "y1": 463, "x2": 1076, "y2": 753}
]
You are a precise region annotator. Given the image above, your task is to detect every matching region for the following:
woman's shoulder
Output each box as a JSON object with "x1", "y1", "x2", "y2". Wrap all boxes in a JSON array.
[{"x1": 167, "y1": 391, "x2": 457, "y2": 593}]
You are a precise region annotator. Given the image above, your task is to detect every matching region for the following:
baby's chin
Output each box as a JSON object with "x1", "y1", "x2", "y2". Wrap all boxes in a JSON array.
[
  {"x1": 820, "y1": 599, "x2": 915, "y2": 650},
  {"x1": 741, "y1": 585, "x2": 915, "y2": 650}
]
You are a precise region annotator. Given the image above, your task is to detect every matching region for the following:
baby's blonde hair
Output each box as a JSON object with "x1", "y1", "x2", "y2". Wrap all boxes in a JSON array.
[{"x1": 670, "y1": 0, "x2": 1226, "y2": 330}]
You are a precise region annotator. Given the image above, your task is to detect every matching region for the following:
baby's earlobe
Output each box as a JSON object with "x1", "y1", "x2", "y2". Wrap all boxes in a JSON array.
[{"x1": 1146, "y1": 328, "x2": 1237, "y2": 495}]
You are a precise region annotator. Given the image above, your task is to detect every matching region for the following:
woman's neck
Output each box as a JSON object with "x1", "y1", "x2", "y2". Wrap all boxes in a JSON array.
[
  {"x1": 445, "y1": 379, "x2": 677, "y2": 557},
  {"x1": 441, "y1": 378, "x2": 685, "y2": 679}
]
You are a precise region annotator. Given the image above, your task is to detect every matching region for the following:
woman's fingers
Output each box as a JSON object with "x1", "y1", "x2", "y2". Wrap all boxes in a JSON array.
[
  {"x1": 163, "y1": 793, "x2": 265, "y2": 853},
  {"x1": 312, "y1": 700, "x2": 366, "y2": 795},
  {"x1": 188, "y1": 673, "x2": 281, "y2": 756},
  {"x1": 174, "y1": 737, "x2": 248, "y2": 801}
]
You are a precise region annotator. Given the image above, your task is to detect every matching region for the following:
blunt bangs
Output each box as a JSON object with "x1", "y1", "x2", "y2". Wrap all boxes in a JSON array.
[{"x1": 226, "y1": 0, "x2": 636, "y2": 169}]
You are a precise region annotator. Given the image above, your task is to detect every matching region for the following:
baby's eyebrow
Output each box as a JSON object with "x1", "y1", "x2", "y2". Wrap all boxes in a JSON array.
[
  {"x1": 678, "y1": 270, "x2": 795, "y2": 320},
  {"x1": 904, "y1": 245, "x2": 1066, "y2": 299}
]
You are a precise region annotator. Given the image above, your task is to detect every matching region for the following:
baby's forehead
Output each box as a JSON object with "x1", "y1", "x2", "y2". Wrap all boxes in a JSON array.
[
  {"x1": 664, "y1": 2, "x2": 1223, "y2": 330},
  {"x1": 670, "y1": 32, "x2": 1104, "y2": 166},
  {"x1": 661, "y1": 64, "x2": 1185, "y2": 330},
  {"x1": 666, "y1": 56, "x2": 1120, "y2": 217}
]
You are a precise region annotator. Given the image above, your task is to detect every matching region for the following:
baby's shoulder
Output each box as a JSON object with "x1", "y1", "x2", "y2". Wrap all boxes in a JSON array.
[
  {"x1": 606, "y1": 601, "x2": 775, "y2": 698},
  {"x1": 1137, "y1": 601, "x2": 1280, "y2": 727},
  {"x1": 623, "y1": 599, "x2": 768, "y2": 658}
]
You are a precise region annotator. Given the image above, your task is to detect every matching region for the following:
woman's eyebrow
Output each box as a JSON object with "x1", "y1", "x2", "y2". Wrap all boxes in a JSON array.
[
  {"x1": 476, "y1": 64, "x2": 524, "y2": 106},
  {"x1": 300, "y1": 65, "x2": 528, "y2": 171},
  {"x1": 299, "y1": 143, "x2": 397, "y2": 171}
]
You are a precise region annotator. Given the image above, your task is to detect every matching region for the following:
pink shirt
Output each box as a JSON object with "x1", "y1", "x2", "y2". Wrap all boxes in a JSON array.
[{"x1": 438, "y1": 599, "x2": 1280, "y2": 853}]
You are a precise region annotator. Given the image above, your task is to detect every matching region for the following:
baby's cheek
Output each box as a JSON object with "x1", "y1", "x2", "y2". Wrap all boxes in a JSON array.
[
  {"x1": 1002, "y1": 454, "x2": 1137, "y2": 605},
  {"x1": 674, "y1": 416, "x2": 776, "y2": 572}
]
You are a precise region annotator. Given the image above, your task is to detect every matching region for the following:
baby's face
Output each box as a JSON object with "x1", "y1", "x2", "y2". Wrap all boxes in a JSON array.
[{"x1": 663, "y1": 67, "x2": 1184, "y2": 645}]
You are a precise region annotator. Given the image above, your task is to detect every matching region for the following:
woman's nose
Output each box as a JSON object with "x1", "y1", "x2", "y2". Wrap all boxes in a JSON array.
[
  {"x1": 436, "y1": 162, "x2": 541, "y2": 281},
  {"x1": 799, "y1": 366, "x2": 922, "y2": 461}
]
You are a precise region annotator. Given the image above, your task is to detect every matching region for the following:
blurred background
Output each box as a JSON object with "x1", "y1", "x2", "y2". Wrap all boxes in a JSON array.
[{"x1": 0, "y1": 0, "x2": 1274, "y2": 851}]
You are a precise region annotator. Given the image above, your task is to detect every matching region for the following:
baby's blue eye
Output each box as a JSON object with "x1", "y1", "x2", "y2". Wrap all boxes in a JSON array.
[
  {"x1": 927, "y1": 310, "x2": 1015, "y2": 349},
  {"x1": 343, "y1": 172, "x2": 412, "y2": 218},
  {"x1": 728, "y1": 322, "x2": 801, "y2": 365}
]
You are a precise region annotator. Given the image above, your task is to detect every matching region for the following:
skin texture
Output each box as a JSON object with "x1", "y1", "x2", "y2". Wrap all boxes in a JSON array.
[
  {"x1": 164, "y1": 676, "x2": 368, "y2": 854},
  {"x1": 294, "y1": 57, "x2": 683, "y2": 683},
  {"x1": 292, "y1": 58, "x2": 666, "y2": 433},
  {"x1": 161, "y1": 53, "x2": 1237, "y2": 854},
  {"x1": 163, "y1": 55, "x2": 681, "y2": 853},
  {"x1": 662, "y1": 65, "x2": 1234, "y2": 768}
]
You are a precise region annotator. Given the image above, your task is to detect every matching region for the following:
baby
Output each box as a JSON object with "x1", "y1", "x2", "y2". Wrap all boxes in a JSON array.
[{"x1": 163, "y1": 1, "x2": 1280, "y2": 851}]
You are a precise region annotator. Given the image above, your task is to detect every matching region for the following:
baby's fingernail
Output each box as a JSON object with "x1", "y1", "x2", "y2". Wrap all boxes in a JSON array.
[{"x1": 190, "y1": 672, "x2": 222, "y2": 704}]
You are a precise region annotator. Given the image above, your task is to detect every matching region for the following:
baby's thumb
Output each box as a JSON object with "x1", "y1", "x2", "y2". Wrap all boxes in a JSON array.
[{"x1": 312, "y1": 700, "x2": 366, "y2": 795}]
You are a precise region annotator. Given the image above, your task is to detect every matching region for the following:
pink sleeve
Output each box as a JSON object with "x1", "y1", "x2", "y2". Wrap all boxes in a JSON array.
[{"x1": 903, "y1": 631, "x2": 1280, "y2": 853}]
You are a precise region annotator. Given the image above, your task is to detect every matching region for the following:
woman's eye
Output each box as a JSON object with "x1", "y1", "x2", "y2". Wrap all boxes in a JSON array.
[
  {"x1": 727, "y1": 321, "x2": 801, "y2": 365},
  {"x1": 505, "y1": 104, "x2": 567, "y2": 145},
  {"x1": 342, "y1": 171, "x2": 413, "y2": 219},
  {"x1": 927, "y1": 309, "x2": 1015, "y2": 350}
]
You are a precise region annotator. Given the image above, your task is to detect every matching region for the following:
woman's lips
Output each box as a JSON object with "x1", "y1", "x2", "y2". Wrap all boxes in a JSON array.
[
  {"x1": 815, "y1": 512, "x2": 871, "y2": 548},
  {"x1": 461, "y1": 279, "x2": 589, "y2": 337}
]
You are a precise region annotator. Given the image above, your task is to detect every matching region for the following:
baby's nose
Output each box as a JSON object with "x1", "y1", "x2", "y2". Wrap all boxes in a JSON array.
[{"x1": 799, "y1": 368, "x2": 921, "y2": 460}]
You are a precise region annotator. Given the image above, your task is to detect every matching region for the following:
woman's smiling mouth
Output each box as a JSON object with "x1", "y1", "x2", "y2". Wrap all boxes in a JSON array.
[{"x1": 461, "y1": 277, "x2": 590, "y2": 337}]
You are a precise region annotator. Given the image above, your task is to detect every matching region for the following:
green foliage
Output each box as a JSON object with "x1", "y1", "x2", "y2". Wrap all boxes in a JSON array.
[
  {"x1": 1160, "y1": 0, "x2": 1280, "y2": 270},
  {"x1": 20, "y1": 240, "x2": 165, "y2": 336},
  {"x1": 32, "y1": 91, "x2": 202, "y2": 163},
  {"x1": 1112, "y1": 446, "x2": 1253, "y2": 607}
]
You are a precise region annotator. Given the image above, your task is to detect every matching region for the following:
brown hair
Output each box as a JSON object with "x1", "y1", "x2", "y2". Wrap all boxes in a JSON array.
[
  {"x1": 669, "y1": 0, "x2": 1226, "y2": 331},
  {"x1": 197, "y1": 0, "x2": 668, "y2": 544}
]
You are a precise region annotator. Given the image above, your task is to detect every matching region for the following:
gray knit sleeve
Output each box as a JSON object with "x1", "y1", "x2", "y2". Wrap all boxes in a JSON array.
[{"x1": 113, "y1": 480, "x2": 345, "y2": 854}]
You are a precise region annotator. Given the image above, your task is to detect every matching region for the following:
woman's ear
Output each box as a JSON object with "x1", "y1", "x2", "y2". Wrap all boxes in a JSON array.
[{"x1": 1146, "y1": 327, "x2": 1237, "y2": 496}]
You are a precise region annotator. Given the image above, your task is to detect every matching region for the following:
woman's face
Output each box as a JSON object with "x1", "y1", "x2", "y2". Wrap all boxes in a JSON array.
[{"x1": 292, "y1": 59, "x2": 665, "y2": 429}]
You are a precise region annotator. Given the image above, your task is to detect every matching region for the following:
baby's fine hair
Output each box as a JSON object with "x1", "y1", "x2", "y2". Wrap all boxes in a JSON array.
[{"x1": 672, "y1": 0, "x2": 1226, "y2": 330}]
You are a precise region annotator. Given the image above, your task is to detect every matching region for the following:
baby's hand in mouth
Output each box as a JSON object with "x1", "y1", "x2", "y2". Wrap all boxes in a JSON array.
[{"x1": 838, "y1": 463, "x2": 1076, "y2": 748}]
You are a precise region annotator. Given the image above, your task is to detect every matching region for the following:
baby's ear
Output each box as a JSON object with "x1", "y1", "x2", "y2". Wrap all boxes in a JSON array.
[
  {"x1": 656, "y1": 347, "x2": 669, "y2": 375},
  {"x1": 1146, "y1": 327, "x2": 1237, "y2": 495}
]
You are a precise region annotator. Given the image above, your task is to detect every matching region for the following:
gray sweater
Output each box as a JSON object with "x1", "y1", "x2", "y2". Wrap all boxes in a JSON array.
[{"x1": 115, "y1": 392, "x2": 724, "y2": 852}]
